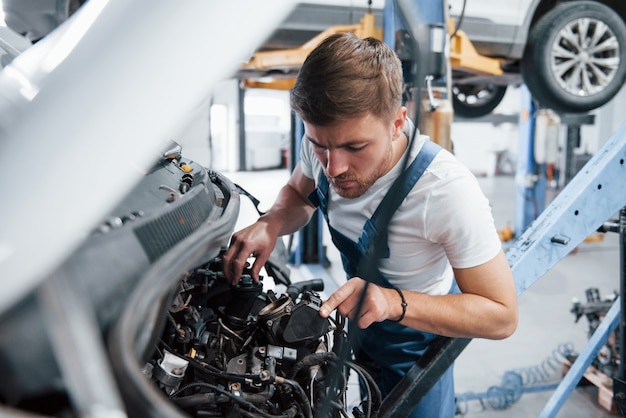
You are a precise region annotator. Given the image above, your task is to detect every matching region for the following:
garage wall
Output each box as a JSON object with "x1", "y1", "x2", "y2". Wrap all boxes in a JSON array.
[{"x1": 175, "y1": 79, "x2": 241, "y2": 172}]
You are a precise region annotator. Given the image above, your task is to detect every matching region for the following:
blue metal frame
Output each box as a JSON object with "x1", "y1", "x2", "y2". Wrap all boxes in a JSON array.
[
  {"x1": 383, "y1": 0, "x2": 445, "y2": 45},
  {"x1": 515, "y1": 85, "x2": 547, "y2": 236},
  {"x1": 508, "y1": 121, "x2": 626, "y2": 295},
  {"x1": 291, "y1": 116, "x2": 304, "y2": 266}
]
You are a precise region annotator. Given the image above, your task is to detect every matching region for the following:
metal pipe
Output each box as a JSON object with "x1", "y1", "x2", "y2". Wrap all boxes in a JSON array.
[{"x1": 613, "y1": 206, "x2": 626, "y2": 416}]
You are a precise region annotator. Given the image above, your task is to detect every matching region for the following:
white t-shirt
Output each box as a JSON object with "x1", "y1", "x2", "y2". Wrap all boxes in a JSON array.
[{"x1": 299, "y1": 125, "x2": 502, "y2": 295}]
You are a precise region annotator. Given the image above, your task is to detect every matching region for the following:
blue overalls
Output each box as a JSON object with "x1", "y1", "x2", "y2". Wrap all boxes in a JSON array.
[{"x1": 308, "y1": 140, "x2": 455, "y2": 417}]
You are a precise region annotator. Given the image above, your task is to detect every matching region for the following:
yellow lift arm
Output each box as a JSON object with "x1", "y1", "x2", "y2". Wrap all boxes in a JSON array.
[
  {"x1": 448, "y1": 19, "x2": 503, "y2": 77},
  {"x1": 240, "y1": 12, "x2": 382, "y2": 90},
  {"x1": 240, "y1": 13, "x2": 503, "y2": 90}
]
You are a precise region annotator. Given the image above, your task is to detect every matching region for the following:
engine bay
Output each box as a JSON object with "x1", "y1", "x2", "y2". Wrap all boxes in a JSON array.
[{"x1": 143, "y1": 253, "x2": 380, "y2": 418}]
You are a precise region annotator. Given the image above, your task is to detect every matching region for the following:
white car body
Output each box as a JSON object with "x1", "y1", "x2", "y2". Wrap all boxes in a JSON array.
[
  {"x1": 0, "y1": 0, "x2": 294, "y2": 315},
  {"x1": 449, "y1": 0, "x2": 536, "y2": 59}
]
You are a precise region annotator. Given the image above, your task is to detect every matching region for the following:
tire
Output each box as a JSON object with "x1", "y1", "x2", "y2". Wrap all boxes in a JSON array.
[
  {"x1": 521, "y1": 1, "x2": 626, "y2": 113},
  {"x1": 452, "y1": 83, "x2": 507, "y2": 118}
]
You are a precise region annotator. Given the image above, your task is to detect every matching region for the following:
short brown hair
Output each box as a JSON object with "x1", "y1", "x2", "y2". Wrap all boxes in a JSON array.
[{"x1": 290, "y1": 32, "x2": 403, "y2": 126}]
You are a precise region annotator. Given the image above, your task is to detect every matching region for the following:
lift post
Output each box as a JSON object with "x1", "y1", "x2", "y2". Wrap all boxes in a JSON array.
[
  {"x1": 515, "y1": 85, "x2": 547, "y2": 236},
  {"x1": 289, "y1": 114, "x2": 330, "y2": 268},
  {"x1": 561, "y1": 112, "x2": 597, "y2": 185},
  {"x1": 515, "y1": 85, "x2": 598, "y2": 236}
]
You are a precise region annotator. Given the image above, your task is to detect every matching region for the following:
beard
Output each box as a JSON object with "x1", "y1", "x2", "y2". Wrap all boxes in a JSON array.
[
  {"x1": 326, "y1": 142, "x2": 395, "y2": 199},
  {"x1": 327, "y1": 173, "x2": 373, "y2": 198}
]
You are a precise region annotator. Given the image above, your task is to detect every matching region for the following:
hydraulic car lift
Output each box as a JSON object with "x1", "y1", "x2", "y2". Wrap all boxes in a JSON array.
[
  {"x1": 515, "y1": 85, "x2": 597, "y2": 236},
  {"x1": 239, "y1": 0, "x2": 503, "y2": 151},
  {"x1": 239, "y1": 8, "x2": 381, "y2": 91}
]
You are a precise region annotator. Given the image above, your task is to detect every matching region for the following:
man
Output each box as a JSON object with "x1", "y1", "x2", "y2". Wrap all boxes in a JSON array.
[{"x1": 224, "y1": 32, "x2": 518, "y2": 416}]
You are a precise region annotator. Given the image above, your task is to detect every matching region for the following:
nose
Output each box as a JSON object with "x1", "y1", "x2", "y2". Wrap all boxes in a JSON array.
[{"x1": 325, "y1": 149, "x2": 348, "y2": 178}]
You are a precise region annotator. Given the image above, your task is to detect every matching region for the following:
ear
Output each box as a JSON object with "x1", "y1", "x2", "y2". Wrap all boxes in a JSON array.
[{"x1": 391, "y1": 107, "x2": 407, "y2": 140}]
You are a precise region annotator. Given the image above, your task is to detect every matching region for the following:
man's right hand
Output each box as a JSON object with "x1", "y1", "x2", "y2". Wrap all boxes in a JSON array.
[
  {"x1": 223, "y1": 163, "x2": 316, "y2": 285},
  {"x1": 222, "y1": 220, "x2": 279, "y2": 285}
]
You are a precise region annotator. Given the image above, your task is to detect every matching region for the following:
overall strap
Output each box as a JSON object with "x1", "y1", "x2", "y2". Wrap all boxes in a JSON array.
[
  {"x1": 307, "y1": 140, "x2": 442, "y2": 284},
  {"x1": 357, "y1": 140, "x2": 442, "y2": 277},
  {"x1": 307, "y1": 175, "x2": 330, "y2": 222},
  {"x1": 308, "y1": 176, "x2": 362, "y2": 277}
]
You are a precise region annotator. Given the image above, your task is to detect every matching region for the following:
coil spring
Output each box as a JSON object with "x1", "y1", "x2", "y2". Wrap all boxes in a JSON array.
[{"x1": 455, "y1": 343, "x2": 575, "y2": 415}]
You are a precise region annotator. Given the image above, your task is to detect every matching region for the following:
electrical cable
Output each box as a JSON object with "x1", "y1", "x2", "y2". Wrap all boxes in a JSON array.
[
  {"x1": 276, "y1": 377, "x2": 314, "y2": 418},
  {"x1": 449, "y1": 0, "x2": 467, "y2": 40},
  {"x1": 235, "y1": 184, "x2": 265, "y2": 216},
  {"x1": 347, "y1": 359, "x2": 383, "y2": 416},
  {"x1": 170, "y1": 382, "x2": 281, "y2": 417}
]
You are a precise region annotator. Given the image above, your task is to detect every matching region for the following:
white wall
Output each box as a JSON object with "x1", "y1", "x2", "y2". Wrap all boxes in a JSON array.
[
  {"x1": 173, "y1": 99, "x2": 211, "y2": 167},
  {"x1": 244, "y1": 88, "x2": 291, "y2": 170},
  {"x1": 595, "y1": 85, "x2": 626, "y2": 151},
  {"x1": 175, "y1": 78, "x2": 241, "y2": 172},
  {"x1": 451, "y1": 86, "x2": 520, "y2": 177}
]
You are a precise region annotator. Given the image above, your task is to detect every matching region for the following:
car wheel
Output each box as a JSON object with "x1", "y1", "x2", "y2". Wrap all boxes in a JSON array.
[
  {"x1": 521, "y1": 1, "x2": 626, "y2": 113},
  {"x1": 452, "y1": 83, "x2": 507, "y2": 118}
]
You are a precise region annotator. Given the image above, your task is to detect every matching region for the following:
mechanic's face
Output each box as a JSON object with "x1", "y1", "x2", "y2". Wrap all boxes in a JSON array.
[{"x1": 305, "y1": 107, "x2": 407, "y2": 198}]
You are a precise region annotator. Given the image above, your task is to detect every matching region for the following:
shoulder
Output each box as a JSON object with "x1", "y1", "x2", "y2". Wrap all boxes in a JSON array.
[
  {"x1": 402, "y1": 142, "x2": 495, "y2": 231},
  {"x1": 424, "y1": 146, "x2": 481, "y2": 193}
]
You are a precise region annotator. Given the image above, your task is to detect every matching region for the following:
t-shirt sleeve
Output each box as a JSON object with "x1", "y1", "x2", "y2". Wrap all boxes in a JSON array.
[
  {"x1": 422, "y1": 159, "x2": 502, "y2": 269},
  {"x1": 299, "y1": 135, "x2": 315, "y2": 180}
]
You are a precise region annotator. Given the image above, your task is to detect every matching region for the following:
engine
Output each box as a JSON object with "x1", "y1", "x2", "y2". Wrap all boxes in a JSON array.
[
  {"x1": 0, "y1": 137, "x2": 380, "y2": 417},
  {"x1": 143, "y1": 254, "x2": 378, "y2": 418}
]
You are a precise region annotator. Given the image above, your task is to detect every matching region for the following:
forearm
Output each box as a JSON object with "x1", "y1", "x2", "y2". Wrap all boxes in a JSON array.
[
  {"x1": 319, "y1": 251, "x2": 518, "y2": 340},
  {"x1": 224, "y1": 164, "x2": 316, "y2": 283},
  {"x1": 259, "y1": 183, "x2": 316, "y2": 237},
  {"x1": 389, "y1": 290, "x2": 517, "y2": 340},
  {"x1": 389, "y1": 252, "x2": 518, "y2": 339}
]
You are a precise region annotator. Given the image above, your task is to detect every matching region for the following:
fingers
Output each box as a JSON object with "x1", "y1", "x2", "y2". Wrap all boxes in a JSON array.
[
  {"x1": 222, "y1": 241, "x2": 245, "y2": 284},
  {"x1": 249, "y1": 256, "x2": 266, "y2": 281},
  {"x1": 223, "y1": 234, "x2": 256, "y2": 284},
  {"x1": 353, "y1": 309, "x2": 377, "y2": 329},
  {"x1": 223, "y1": 230, "x2": 274, "y2": 285},
  {"x1": 319, "y1": 279, "x2": 387, "y2": 329},
  {"x1": 319, "y1": 290, "x2": 348, "y2": 318},
  {"x1": 319, "y1": 279, "x2": 363, "y2": 318}
]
